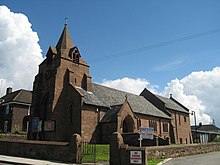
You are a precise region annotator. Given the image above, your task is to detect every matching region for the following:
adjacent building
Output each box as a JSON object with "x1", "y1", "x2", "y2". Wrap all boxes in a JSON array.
[
  {"x1": 27, "y1": 24, "x2": 192, "y2": 145},
  {"x1": 0, "y1": 87, "x2": 32, "y2": 133},
  {"x1": 140, "y1": 89, "x2": 192, "y2": 144},
  {"x1": 191, "y1": 123, "x2": 220, "y2": 143}
]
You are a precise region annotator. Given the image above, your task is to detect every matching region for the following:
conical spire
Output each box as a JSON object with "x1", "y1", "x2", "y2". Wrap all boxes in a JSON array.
[{"x1": 56, "y1": 23, "x2": 74, "y2": 50}]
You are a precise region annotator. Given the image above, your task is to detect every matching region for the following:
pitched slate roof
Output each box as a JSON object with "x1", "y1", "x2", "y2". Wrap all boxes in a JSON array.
[
  {"x1": 0, "y1": 89, "x2": 32, "y2": 105},
  {"x1": 155, "y1": 95, "x2": 189, "y2": 113},
  {"x1": 76, "y1": 83, "x2": 170, "y2": 119},
  {"x1": 192, "y1": 124, "x2": 220, "y2": 132},
  {"x1": 100, "y1": 105, "x2": 122, "y2": 123}
]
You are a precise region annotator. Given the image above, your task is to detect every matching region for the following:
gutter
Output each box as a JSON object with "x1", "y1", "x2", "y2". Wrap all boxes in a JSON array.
[{"x1": 1, "y1": 101, "x2": 31, "y2": 106}]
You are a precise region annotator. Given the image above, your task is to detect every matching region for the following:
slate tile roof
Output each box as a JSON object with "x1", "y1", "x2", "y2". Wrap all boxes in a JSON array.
[
  {"x1": 155, "y1": 95, "x2": 189, "y2": 113},
  {"x1": 0, "y1": 90, "x2": 32, "y2": 105},
  {"x1": 191, "y1": 124, "x2": 220, "y2": 133},
  {"x1": 76, "y1": 83, "x2": 170, "y2": 119},
  {"x1": 100, "y1": 105, "x2": 122, "y2": 123}
]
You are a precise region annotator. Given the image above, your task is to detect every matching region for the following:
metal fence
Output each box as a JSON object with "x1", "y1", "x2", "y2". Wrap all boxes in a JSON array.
[{"x1": 82, "y1": 140, "x2": 96, "y2": 163}]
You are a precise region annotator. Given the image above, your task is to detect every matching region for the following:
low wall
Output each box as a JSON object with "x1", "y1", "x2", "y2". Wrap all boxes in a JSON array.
[
  {"x1": 147, "y1": 143, "x2": 220, "y2": 159},
  {"x1": 0, "y1": 134, "x2": 82, "y2": 163},
  {"x1": 0, "y1": 139, "x2": 69, "y2": 161}
]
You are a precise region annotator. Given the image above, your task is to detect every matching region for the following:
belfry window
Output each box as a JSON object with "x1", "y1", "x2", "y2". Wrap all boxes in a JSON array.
[{"x1": 73, "y1": 53, "x2": 79, "y2": 64}]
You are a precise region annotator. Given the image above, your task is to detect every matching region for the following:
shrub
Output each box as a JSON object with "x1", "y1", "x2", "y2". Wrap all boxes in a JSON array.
[
  {"x1": 13, "y1": 130, "x2": 27, "y2": 135},
  {"x1": 212, "y1": 137, "x2": 220, "y2": 142}
]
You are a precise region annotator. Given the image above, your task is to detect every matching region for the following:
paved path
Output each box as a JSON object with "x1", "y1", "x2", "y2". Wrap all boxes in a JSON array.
[
  {"x1": 0, "y1": 155, "x2": 72, "y2": 165},
  {"x1": 0, "y1": 155, "x2": 109, "y2": 165},
  {"x1": 162, "y1": 152, "x2": 220, "y2": 165}
]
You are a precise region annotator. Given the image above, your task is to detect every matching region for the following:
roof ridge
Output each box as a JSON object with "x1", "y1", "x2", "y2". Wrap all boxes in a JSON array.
[
  {"x1": 93, "y1": 83, "x2": 139, "y2": 96},
  {"x1": 13, "y1": 90, "x2": 23, "y2": 101}
]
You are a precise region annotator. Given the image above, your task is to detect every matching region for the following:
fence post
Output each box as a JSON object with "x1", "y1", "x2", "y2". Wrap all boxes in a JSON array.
[
  {"x1": 69, "y1": 133, "x2": 82, "y2": 163},
  {"x1": 110, "y1": 132, "x2": 124, "y2": 165},
  {"x1": 94, "y1": 140, "x2": 96, "y2": 164}
]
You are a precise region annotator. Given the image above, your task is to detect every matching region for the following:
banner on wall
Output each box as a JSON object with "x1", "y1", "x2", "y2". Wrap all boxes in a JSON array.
[{"x1": 140, "y1": 127, "x2": 154, "y2": 140}]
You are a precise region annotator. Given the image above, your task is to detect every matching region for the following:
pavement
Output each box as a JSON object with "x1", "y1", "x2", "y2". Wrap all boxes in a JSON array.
[
  {"x1": 0, "y1": 155, "x2": 73, "y2": 165},
  {"x1": 0, "y1": 155, "x2": 109, "y2": 165}
]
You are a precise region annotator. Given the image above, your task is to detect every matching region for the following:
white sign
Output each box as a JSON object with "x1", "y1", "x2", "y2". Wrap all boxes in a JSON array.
[
  {"x1": 140, "y1": 127, "x2": 154, "y2": 140},
  {"x1": 130, "y1": 151, "x2": 142, "y2": 164}
]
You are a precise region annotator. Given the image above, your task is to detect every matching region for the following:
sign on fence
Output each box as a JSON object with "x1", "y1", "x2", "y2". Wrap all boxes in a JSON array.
[
  {"x1": 140, "y1": 127, "x2": 154, "y2": 140},
  {"x1": 130, "y1": 151, "x2": 142, "y2": 164}
]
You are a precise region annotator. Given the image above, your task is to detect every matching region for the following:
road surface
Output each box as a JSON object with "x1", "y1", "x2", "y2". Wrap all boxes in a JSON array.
[{"x1": 162, "y1": 152, "x2": 220, "y2": 165}]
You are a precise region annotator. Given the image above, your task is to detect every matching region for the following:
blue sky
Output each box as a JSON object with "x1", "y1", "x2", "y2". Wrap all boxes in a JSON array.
[
  {"x1": 2, "y1": 0, "x2": 220, "y2": 90},
  {"x1": 1, "y1": 1, "x2": 220, "y2": 126}
]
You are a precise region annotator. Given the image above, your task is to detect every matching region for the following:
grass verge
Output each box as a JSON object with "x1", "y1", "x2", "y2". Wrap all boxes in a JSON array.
[
  {"x1": 82, "y1": 144, "x2": 164, "y2": 165},
  {"x1": 148, "y1": 159, "x2": 165, "y2": 165}
]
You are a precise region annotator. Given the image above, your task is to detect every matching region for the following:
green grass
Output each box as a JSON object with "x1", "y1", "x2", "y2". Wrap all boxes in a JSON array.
[
  {"x1": 82, "y1": 144, "x2": 109, "y2": 163},
  {"x1": 148, "y1": 159, "x2": 164, "y2": 165},
  {"x1": 212, "y1": 137, "x2": 220, "y2": 142},
  {"x1": 82, "y1": 144, "x2": 164, "y2": 165}
]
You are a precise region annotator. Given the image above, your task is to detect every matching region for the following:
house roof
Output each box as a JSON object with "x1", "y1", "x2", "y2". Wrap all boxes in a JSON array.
[
  {"x1": 191, "y1": 124, "x2": 220, "y2": 133},
  {"x1": 76, "y1": 83, "x2": 170, "y2": 119},
  {"x1": 0, "y1": 89, "x2": 32, "y2": 105},
  {"x1": 155, "y1": 95, "x2": 189, "y2": 113}
]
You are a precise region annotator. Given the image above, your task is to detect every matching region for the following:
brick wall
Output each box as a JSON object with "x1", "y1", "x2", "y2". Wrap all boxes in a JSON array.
[
  {"x1": 136, "y1": 113, "x2": 170, "y2": 140},
  {"x1": 168, "y1": 109, "x2": 192, "y2": 144},
  {"x1": 147, "y1": 143, "x2": 220, "y2": 159},
  {"x1": 0, "y1": 134, "x2": 82, "y2": 163},
  {"x1": 0, "y1": 139, "x2": 70, "y2": 162},
  {"x1": 12, "y1": 104, "x2": 29, "y2": 131},
  {"x1": 81, "y1": 107, "x2": 99, "y2": 142}
]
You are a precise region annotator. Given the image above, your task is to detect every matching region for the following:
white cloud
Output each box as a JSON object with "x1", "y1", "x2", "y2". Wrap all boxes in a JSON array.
[
  {"x1": 100, "y1": 77, "x2": 154, "y2": 95},
  {"x1": 99, "y1": 67, "x2": 220, "y2": 126},
  {"x1": 161, "y1": 79, "x2": 212, "y2": 125},
  {"x1": 161, "y1": 67, "x2": 220, "y2": 126},
  {"x1": 0, "y1": 5, "x2": 43, "y2": 96}
]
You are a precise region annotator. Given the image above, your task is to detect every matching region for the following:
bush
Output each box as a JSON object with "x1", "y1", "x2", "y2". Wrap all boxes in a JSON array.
[
  {"x1": 212, "y1": 137, "x2": 220, "y2": 142},
  {"x1": 13, "y1": 130, "x2": 27, "y2": 135}
]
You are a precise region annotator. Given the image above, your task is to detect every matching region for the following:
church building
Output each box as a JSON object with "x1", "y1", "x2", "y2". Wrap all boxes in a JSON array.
[{"x1": 28, "y1": 24, "x2": 192, "y2": 145}]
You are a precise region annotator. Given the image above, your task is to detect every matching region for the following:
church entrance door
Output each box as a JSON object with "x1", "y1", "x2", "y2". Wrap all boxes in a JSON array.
[{"x1": 122, "y1": 115, "x2": 134, "y2": 133}]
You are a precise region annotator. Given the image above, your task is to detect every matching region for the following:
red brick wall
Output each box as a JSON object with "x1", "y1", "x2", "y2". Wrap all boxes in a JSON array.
[
  {"x1": 168, "y1": 109, "x2": 192, "y2": 144},
  {"x1": 12, "y1": 104, "x2": 29, "y2": 131},
  {"x1": 136, "y1": 114, "x2": 170, "y2": 139},
  {"x1": 0, "y1": 138, "x2": 79, "y2": 163}
]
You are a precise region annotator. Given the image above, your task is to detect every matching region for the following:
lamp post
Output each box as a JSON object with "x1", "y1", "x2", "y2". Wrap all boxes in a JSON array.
[{"x1": 191, "y1": 111, "x2": 197, "y2": 143}]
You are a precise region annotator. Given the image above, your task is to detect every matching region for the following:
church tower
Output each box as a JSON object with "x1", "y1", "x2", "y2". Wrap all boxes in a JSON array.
[{"x1": 29, "y1": 23, "x2": 92, "y2": 141}]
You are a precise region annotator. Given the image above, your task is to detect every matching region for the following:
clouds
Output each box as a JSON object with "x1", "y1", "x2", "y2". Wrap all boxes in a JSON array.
[
  {"x1": 101, "y1": 77, "x2": 152, "y2": 95},
  {"x1": 162, "y1": 67, "x2": 220, "y2": 125},
  {"x1": 100, "y1": 67, "x2": 220, "y2": 126},
  {"x1": 0, "y1": 6, "x2": 43, "y2": 96}
]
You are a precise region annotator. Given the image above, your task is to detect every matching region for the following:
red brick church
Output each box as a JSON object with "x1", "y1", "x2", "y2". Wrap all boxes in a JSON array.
[{"x1": 28, "y1": 24, "x2": 192, "y2": 145}]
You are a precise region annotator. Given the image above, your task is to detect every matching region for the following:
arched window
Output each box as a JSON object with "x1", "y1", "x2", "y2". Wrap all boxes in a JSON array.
[
  {"x1": 69, "y1": 104, "x2": 73, "y2": 123},
  {"x1": 122, "y1": 115, "x2": 134, "y2": 133},
  {"x1": 40, "y1": 93, "x2": 49, "y2": 120}
]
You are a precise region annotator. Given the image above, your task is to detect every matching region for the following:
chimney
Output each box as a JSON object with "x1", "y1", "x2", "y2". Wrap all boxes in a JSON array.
[
  {"x1": 170, "y1": 93, "x2": 172, "y2": 98},
  {"x1": 6, "y1": 87, "x2": 12, "y2": 95}
]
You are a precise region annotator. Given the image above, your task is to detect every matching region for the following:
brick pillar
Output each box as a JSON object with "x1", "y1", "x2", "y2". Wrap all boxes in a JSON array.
[
  {"x1": 69, "y1": 133, "x2": 82, "y2": 163},
  {"x1": 110, "y1": 132, "x2": 124, "y2": 165}
]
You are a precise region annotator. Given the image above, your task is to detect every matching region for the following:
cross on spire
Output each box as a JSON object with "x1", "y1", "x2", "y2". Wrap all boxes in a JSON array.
[
  {"x1": 65, "y1": 18, "x2": 68, "y2": 26},
  {"x1": 125, "y1": 94, "x2": 128, "y2": 100}
]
